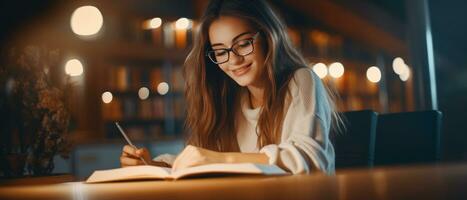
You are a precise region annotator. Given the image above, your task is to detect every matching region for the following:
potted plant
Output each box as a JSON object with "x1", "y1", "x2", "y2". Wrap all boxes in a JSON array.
[{"x1": 0, "y1": 46, "x2": 72, "y2": 177}]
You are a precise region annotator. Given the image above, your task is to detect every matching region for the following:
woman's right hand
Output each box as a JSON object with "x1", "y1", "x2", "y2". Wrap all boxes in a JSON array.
[
  {"x1": 120, "y1": 145, "x2": 172, "y2": 168},
  {"x1": 120, "y1": 145, "x2": 152, "y2": 167}
]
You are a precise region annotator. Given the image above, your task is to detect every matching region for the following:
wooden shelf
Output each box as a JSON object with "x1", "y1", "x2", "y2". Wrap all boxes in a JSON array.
[
  {"x1": 105, "y1": 118, "x2": 183, "y2": 127},
  {"x1": 109, "y1": 90, "x2": 183, "y2": 99},
  {"x1": 40, "y1": 30, "x2": 190, "y2": 62},
  {"x1": 106, "y1": 119, "x2": 163, "y2": 126}
]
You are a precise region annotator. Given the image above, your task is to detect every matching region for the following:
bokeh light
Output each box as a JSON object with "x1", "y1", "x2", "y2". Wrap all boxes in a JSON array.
[
  {"x1": 102, "y1": 91, "x2": 113, "y2": 104},
  {"x1": 65, "y1": 59, "x2": 84, "y2": 76},
  {"x1": 399, "y1": 65, "x2": 411, "y2": 81},
  {"x1": 138, "y1": 87, "x2": 150, "y2": 100},
  {"x1": 392, "y1": 57, "x2": 406, "y2": 75},
  {"x1": 143, "y1": 17, "x2": 162, "y2": 29},
  {"x1": 366, "y1": 66, "x2": 382, "y2": 83},
  {"x1": 312, "y1": 63, "x2": 328, "y2": 79},
  {"x1": 70, "y1": 6, "x2": 104, "y2": 36},
  {"x1": 175, "y1": 18, "x2": 191, "y2": 30},
  {"x1": 328, "y1": 62, "x2": 345, "y2": 78},
  {"x1": 157, "y1": 82, "x2": 170, "y2": 95}
]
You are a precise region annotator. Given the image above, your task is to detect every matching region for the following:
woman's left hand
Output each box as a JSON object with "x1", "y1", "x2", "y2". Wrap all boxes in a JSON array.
[{"x1": 172, "y1": 145, "x2": 228, "y2": 172}]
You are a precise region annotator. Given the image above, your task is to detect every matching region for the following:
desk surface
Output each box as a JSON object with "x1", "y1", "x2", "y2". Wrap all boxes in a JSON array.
[{"x1": 1, "y1": 163, "x2": 467, "y2": 200}]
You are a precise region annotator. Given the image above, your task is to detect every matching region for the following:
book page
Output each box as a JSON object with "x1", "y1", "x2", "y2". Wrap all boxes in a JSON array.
[
  {"x1": 86, "y1": 165, "x2": 171, "y2": 183},
  {"x1": 170, "y1": 163, "x2": 287, "y2": 179}
]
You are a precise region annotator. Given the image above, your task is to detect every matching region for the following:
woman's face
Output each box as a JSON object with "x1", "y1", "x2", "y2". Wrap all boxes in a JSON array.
[{"x1": 208, "y1": 16, "x2": 266, "y2": 87}]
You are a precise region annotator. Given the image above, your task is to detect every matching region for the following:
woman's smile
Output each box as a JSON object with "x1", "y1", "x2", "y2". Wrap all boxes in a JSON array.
[{"x1": 232, "y1": 63, "x2": 252, "y2": 76}]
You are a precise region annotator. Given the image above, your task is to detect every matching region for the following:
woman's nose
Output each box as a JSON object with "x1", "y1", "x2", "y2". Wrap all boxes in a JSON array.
[{"x1": 228, "y1": 51, "x2": 244, "y2": 66}]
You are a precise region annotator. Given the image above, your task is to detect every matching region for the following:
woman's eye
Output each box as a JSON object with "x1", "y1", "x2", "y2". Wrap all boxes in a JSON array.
[
  {"x1": 237, "y1": 41, "x2": 250, "y2": 47},
  {"x1": 215, "y1": 51, "x2": 227, "y2": 57}
]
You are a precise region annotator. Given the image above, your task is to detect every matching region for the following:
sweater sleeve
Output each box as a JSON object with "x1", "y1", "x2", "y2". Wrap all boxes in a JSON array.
[{"x1": 260, "y1": 68, "x2": 335, "y2": 174}]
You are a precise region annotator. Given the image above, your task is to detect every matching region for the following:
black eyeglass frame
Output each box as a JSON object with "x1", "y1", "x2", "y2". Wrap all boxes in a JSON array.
[{"x1": 206, "y1": 32, "x2": 260, "y2": 65}]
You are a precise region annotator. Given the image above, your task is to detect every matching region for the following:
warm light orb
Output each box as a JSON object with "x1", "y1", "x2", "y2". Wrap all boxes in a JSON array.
[
  {"x1": 392, "y1": 57, "x2": 406, "y2": 75},
  {"x1": 138, "y1": 87, "x2": 150, "y2": 100},
  {"x1": 65, "y1": 59, "x2": 84, "y2": 76},
  {"x1": 366, "y1": 66, "x2": 382, "y2": 83},
  {"x1": 143, "y1": 17, "x2": 162, "y2": 29},
  {"x1": 150, "y1": 18, "x2": 162, "y2": 29},
  {"x1": 157, "y1": 82, "x2": 169, "y2": 95},
  {"x1": 102, "y1": 91, "x2": 113, "y2": 104},
  {"x1": 328, "y1": 62, "x2": 345, "y2": 78},
  {"x1": 175, "y1": 18, "x2": 191, "y2": 30},
  {"x1": 399, "y1": 65, "x2": 411, "y2": 81},
  {"x1": 70, "y1": 6, "x2": 103, "y2": 36},
  {"x1": 312, "y1": 63, "x2": 328, "y2": 79}
]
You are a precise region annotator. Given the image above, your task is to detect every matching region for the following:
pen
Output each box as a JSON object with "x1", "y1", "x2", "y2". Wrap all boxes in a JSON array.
[{"x1": 115, "y1": 122, "x2": 149, "y2": 165}]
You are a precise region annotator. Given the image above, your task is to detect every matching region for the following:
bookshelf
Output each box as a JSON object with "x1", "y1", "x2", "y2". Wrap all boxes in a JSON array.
[
  {"x1": 91, "y1": 14, "x2": 192, "y2": 142},
  {"x1": 295, "y1": 27, "x2": 408, "y2": 113},
  {"x1": 101, "y1": 59, "x2": 187, "y2": 142},
  {"x1": 41, "y1": 1, "x2": 411, "y2": 143}
]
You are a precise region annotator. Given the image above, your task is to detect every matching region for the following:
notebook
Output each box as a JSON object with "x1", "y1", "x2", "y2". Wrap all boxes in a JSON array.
[{"x1": 86, "y1": 163, "x2": 288, "y2": 183}]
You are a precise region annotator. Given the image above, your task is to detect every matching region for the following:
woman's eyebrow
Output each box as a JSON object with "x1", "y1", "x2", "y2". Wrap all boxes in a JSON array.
[{"x1": 211, "y1": 31, "x2": 254, "y2": 47}]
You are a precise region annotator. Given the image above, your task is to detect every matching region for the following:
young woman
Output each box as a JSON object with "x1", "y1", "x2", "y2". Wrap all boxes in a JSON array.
[{"x1": 120, "y1": 0, "x2": 340, "y2": 174}]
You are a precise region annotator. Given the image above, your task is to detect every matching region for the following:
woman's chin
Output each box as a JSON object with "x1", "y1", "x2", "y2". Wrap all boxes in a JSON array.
[{"x1": 233, "y1": 77, "x2": 253, "y2": 87}]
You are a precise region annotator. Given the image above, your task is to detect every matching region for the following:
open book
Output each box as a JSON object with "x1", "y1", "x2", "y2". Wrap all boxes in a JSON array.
[{"x1": 86, "y1": 163, "x2": 288, "y2": 183}]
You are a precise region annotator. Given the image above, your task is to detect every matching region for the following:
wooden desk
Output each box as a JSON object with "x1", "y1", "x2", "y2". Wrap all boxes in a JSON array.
[{"x1": 1, "y1": 163, "x2": 466, "y2": 200}]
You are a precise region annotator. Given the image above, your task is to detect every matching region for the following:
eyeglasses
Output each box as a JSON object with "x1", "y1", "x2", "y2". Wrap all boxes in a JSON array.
[{"x1": 206, "y1": 32, "x2": 260, "y2": 64}]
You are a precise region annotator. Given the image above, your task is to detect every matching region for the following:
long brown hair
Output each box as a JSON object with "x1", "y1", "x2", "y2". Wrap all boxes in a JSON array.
[{"x1": 184, "y1": 0, "x2": 340, "y2": 152}]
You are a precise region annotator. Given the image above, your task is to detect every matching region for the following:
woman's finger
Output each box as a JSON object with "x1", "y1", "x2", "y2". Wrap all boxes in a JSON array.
[
  {"x1": 122, "y1": 145, "x2": 138, "y2": 157},
  {"x1": 120, "y1": 156, "x2": 143, "y2": 167},
  {"x1": 136, "y1": 148, "x2": 151, "y2": 161},
  {"x1": 121, "y1": 151, "x2": 140, "y2": 159}
]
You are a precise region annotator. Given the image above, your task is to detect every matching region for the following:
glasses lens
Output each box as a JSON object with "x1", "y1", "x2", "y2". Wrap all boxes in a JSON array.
[
  {"x1": 233, "y1": 40, "x2": 253, "y2": 56},
  {"x1": 208, "y1": 50, "x2": 229, "y2": 64}
]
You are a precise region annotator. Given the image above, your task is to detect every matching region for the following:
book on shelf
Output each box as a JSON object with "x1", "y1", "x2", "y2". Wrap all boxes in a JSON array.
[
  {"x1": 152, "y1": 97, "x2": 165, "y2": 119},
  {"x1": 102, "y1": 102, "x2": 113, "y2": 121},
  {"x1": 175, "y1": 28, "x2": 188, "y2": 49},
  {"x1": 86, "y1": 163, "x2": 287, "y2": 183},
  {"x1": 103, "y1": 97, "x2": 167, "y2": 122},
  {"x1": 171, "y1": 67, "x2": 185, "y2": 92},
  {"x1": 126, "y1": 127, "x2": 146, "y2": 141},
  {"x1": 163, "y1": 23, "x2": 175, "y2": 48},
  {"x1": 102, "y1": 98, "x2": 123, "y2": 121},
  {"x1": 130, "y1": 68, "x2": 141, "y2": 90},
  {"x1": 115, "y1": 66, "x2": 129, "y2": 91},
  {"x1": 139, "y1": 100, "x2": 152, "y2": 119},
  {"x1": 123, "y1": 98, "x2": 137, "y2": 119},
  {"x1": 173, "y1": 98, "x2": 186, "y2": 119},
  {"x1": 139, "y1": 97, "x2": 165, "y2": 120},
  {"x1": 149, "y1": 125, "x2": 163, "y2": 139},
  {"x1": 150, "y1": 67, "x2": 163, "y2": 91},
  {"x1": 140, "y1": 68, "x2": 151, "y2": 85},
  {"x1": 150, "y1": 28, "x2": 163, "y2": 47}
]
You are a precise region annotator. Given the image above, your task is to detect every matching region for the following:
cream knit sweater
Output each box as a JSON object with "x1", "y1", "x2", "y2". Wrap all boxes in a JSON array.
[{"x1": 154, "y1": 68, "x2": 335, "y2": 174}]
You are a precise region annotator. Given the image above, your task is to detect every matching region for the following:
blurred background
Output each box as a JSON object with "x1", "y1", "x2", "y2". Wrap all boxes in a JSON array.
[{"x1": 0, "y1": 0, "x2": 466, "y2": 179}]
